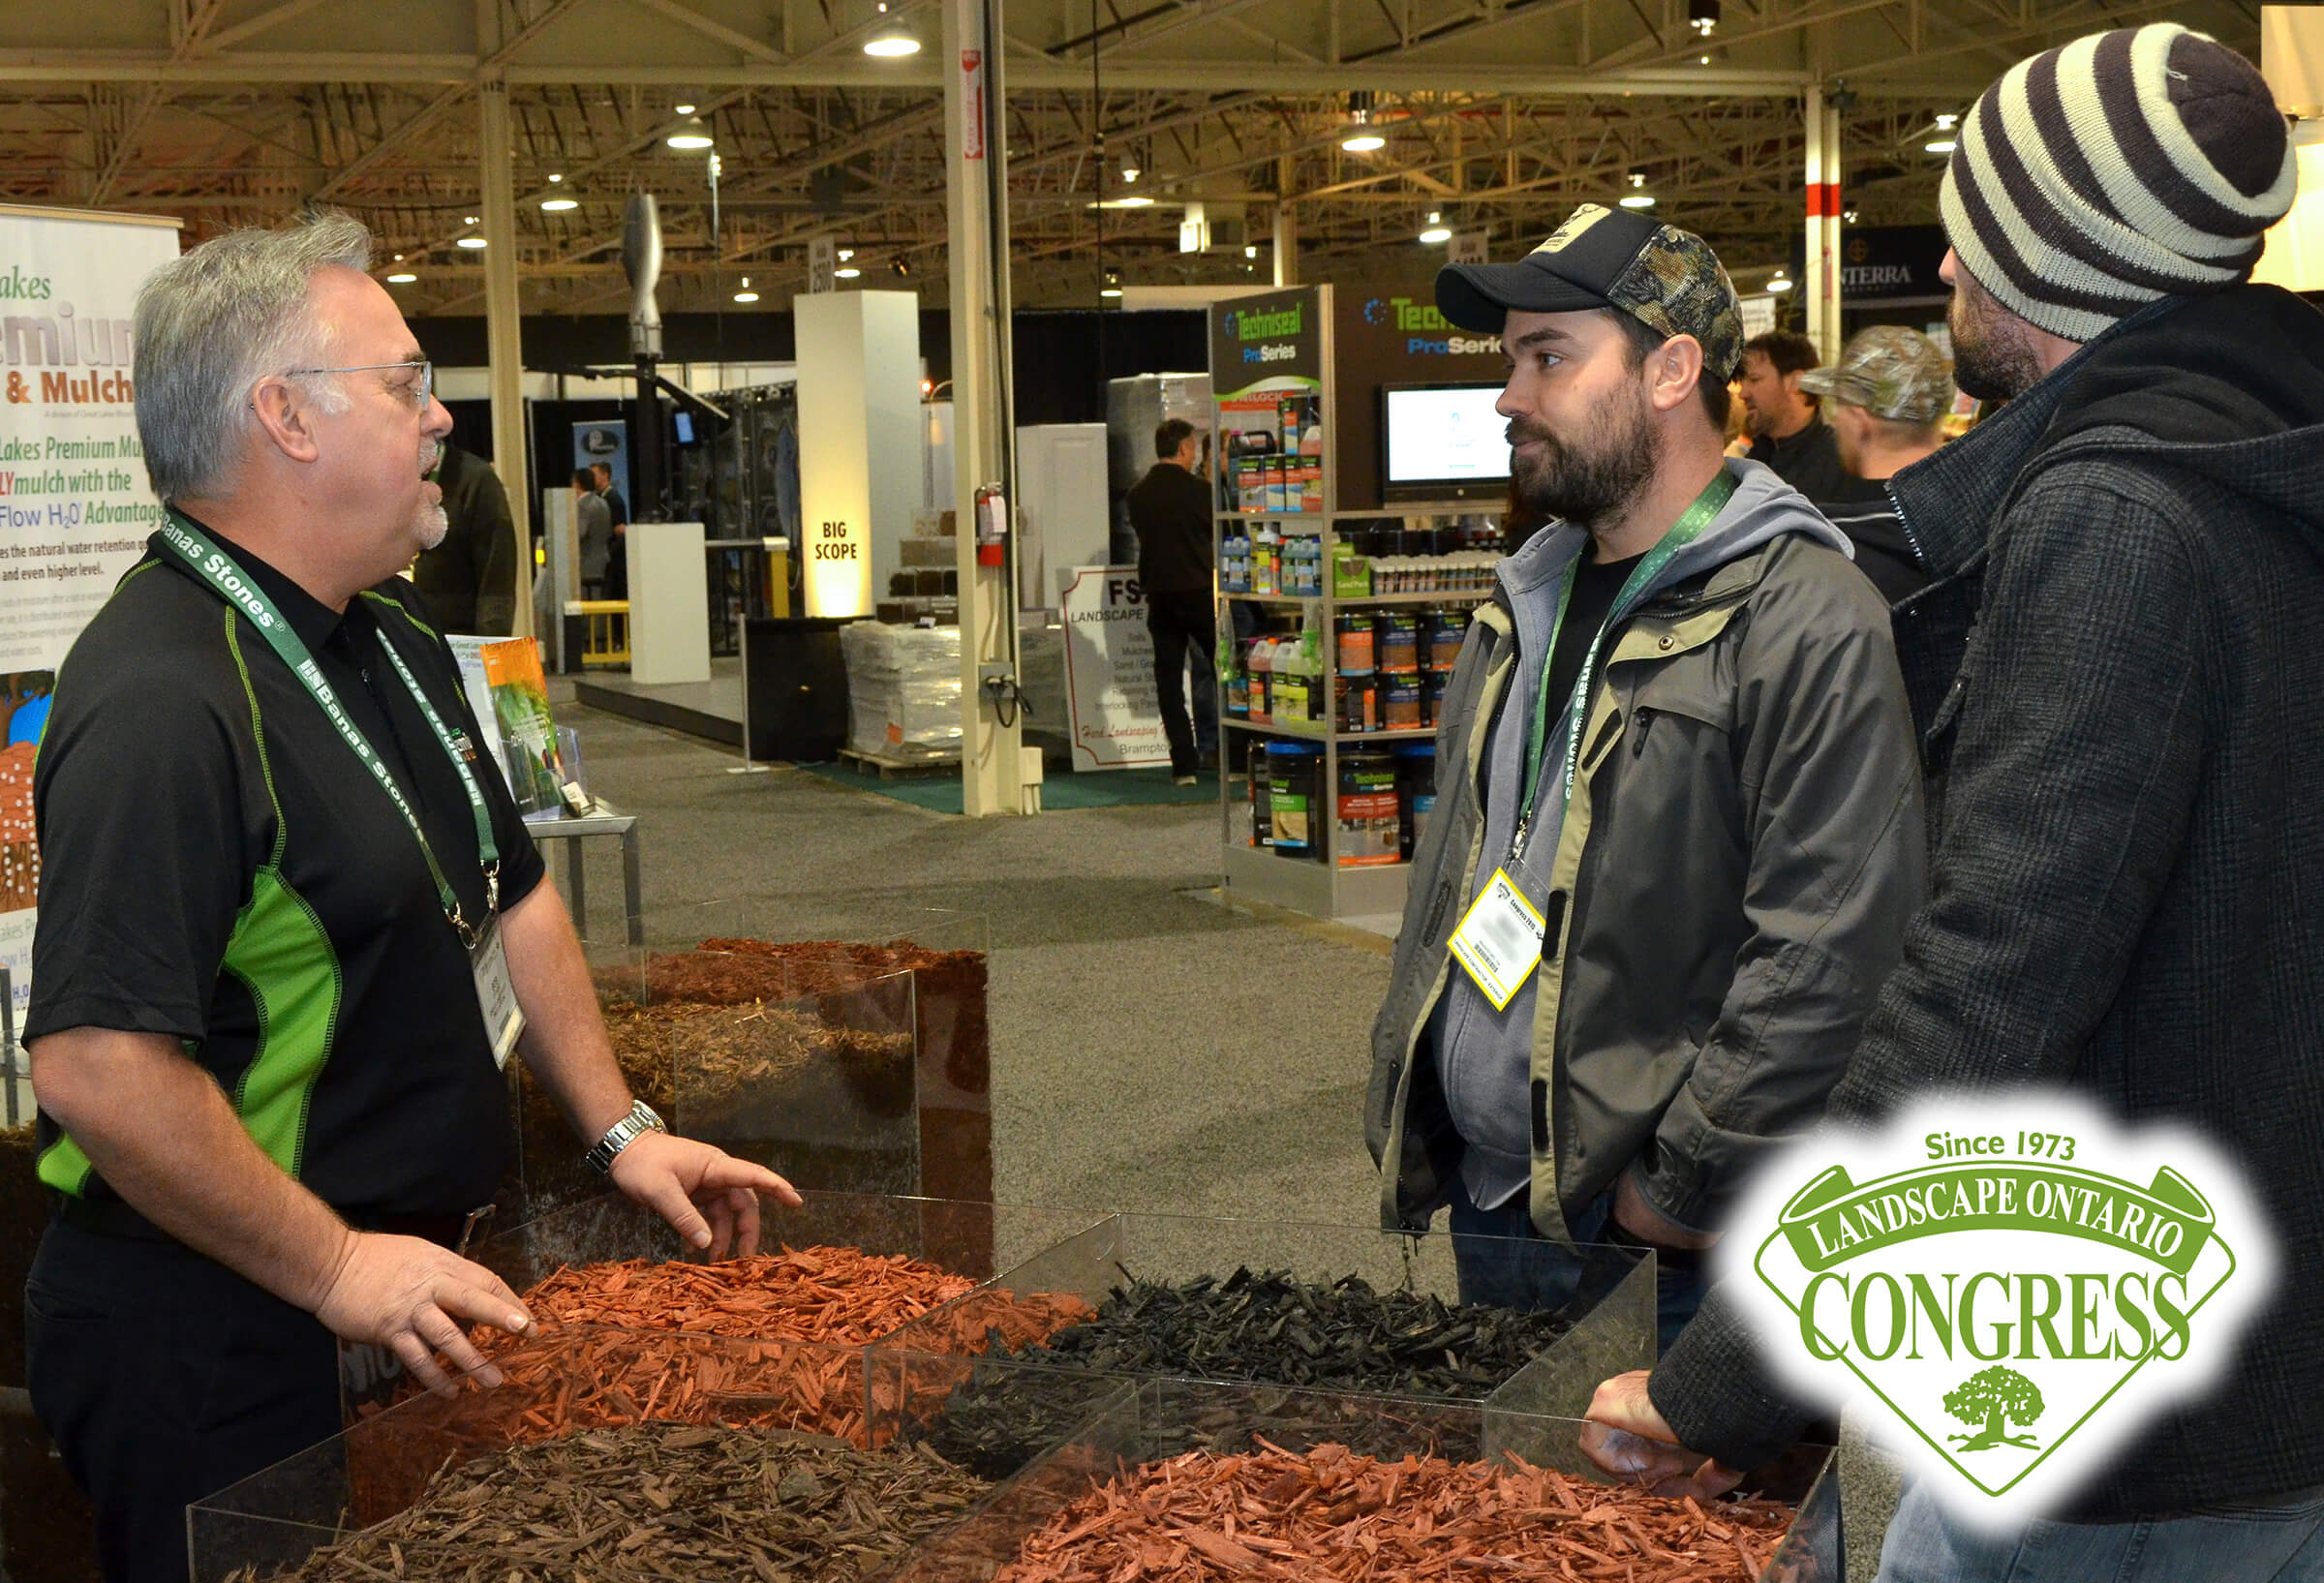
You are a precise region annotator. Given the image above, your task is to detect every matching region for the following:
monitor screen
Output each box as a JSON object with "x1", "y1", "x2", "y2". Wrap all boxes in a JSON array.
[
  {"x1": 1382, "y1": 384, "x2": 1510, "y2": 493},
  {"x1": 673, "y1": 410, "x2": 696, "y2": 445}
]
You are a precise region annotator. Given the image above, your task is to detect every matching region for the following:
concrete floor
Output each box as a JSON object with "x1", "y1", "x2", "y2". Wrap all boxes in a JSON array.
[{"x1": 561, "y1": 690, "x2": 1898, "y2": 1580}]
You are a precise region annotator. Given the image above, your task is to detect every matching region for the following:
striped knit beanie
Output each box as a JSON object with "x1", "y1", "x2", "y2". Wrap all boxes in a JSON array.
[{"x1": 1941, "y1": 23, "x2": 2297, "y2": 344}]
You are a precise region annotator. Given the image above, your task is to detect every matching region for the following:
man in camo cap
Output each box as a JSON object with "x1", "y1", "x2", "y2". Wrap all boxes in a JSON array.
[
  {"x1": 1367, "y1": 201, "x2": 1924, "y2": 1349},
  {"x1": 1798, "y1": 325, "x2": 1957, "y2": 604}
]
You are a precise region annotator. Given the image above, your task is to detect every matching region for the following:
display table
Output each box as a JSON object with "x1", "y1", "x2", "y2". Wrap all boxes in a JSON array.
[{"x1": 524, "y1": 798, "x2": 642, "y2": 945}]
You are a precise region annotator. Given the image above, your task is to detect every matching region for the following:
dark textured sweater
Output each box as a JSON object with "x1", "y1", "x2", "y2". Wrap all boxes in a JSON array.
[
  {"x1": 1651, "y1": 287, "x2": 2324, "y2": 1521},
  {"x1": 1125, "y1": 462, "x2": 1215, "y2": 594}
]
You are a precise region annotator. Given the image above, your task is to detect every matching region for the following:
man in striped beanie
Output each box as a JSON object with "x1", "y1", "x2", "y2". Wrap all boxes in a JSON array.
[{"x1": 1582, "y1": 22, "x2": 2324, "y2": 1581}]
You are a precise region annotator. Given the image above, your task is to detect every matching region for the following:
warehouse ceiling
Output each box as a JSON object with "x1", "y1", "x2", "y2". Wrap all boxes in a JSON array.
[{"x1": 0, "y1": 0, "x2": 2263, "y2": 316}]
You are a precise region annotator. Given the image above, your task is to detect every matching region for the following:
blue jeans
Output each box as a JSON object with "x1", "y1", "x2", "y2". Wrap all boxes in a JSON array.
[
  {"x1": 1878, "y1": 1479, "x2": 2324, "y2": 1582},
  {"x1": 1445, "y1": 1174, "x2": 1709, "y2": 1355}
]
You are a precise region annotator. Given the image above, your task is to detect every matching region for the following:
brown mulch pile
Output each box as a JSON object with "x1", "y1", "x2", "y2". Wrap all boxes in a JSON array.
[{"x1": 991, "y1": 1441, "x2": 1794, "y2": 1582}]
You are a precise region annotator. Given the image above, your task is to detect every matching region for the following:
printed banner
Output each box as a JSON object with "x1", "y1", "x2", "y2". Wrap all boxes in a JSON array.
[
  {"x1": 0, "y1": 203, "x2": 182, "y2": 1073},
  {"x1": 1059, "y1": 564, "x2": 1169, "y2": 771}
]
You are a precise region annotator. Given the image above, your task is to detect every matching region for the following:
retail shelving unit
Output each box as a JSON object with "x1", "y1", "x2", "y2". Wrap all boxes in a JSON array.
[{"x1": 1213, "y1": 507, "x2": 1491, "y2": 928}]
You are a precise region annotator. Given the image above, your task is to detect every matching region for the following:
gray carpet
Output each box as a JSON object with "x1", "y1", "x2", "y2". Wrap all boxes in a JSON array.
[{"x1": 558, "y1": 692, "x2": 1386, "y2": 1224}]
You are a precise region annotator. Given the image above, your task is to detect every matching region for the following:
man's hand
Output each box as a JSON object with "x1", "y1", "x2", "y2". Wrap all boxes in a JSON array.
[
  {"x1": 1580, "y1": 1370, "x2": 1748, "y2": 1501},
  {"x1": 1611, "y1": 1170, "x2": 1719, "y2": 1251},
  {"x1": 313, "y1": 1231, "x2": 535, "y2": 1396},
  {"x1": 608, "y1": 1132, "x2": 803, "y2": 1260}
]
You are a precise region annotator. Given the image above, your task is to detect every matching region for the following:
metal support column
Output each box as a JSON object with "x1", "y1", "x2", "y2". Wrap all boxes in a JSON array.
[
  {"x1": 945, "y1": 0, "x2": 1031, "y2": 816},
  {"x1": 1803, "y1": 87, "x2": 1843, "y2": 362},
  {"x1": 1273, "y1": 156, "x2": 1300, "y2": 287},
  {"x1": 475, "y1": 15, "x2": 534, "y2": 636}
]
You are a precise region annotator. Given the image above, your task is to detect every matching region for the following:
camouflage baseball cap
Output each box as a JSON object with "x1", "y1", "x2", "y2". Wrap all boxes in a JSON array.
[
  {"x1": 1796, "y1": 325, "x2": 1956, "y2": 424},
  {"x1": 1435, "y1": 202, "x2": 1746, "y2": 381}
]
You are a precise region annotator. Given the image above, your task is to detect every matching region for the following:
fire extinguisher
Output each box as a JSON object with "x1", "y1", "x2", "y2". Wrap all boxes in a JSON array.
[{"x1": 973, "y1": 481, "x2": 1007, "y2": 568}]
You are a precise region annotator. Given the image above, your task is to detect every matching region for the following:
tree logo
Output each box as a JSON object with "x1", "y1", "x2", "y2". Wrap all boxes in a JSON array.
[
  {"x1": 1943, "y1": 1366, "x2": 2042, "y2": 1452},
  {"x1": 1726, "y1": 1095, "x2": 2274, "y2": 1527}
]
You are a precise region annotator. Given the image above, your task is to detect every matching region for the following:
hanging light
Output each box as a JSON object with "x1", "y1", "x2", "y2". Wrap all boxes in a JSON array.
[
  {"x1": 1618, "y1": 170, "x2": 1655, "y2": 209},
  {"x1": 455, "y1": 235, "x2": 487, "y2": 249},
  {"x1": 546, "y1": 173, "x2": 563, "y2": 184},
  {"x1": 864, "y1": 5, "x2": 920, "y2": 57},
  {"x1": 1116, "y1": 193, "x2": 1154, "y2": 208},
  {"x1": 1843, "y1": 205, "x2": 1859, "y2": 224},
  {"x1": 1121, "y1": 165, "x2": 1141, "y2": 183},
  {"x1": 385, "y1": 271, "x2": 417, "y2": 284},
  {"x1": 1766, "y1": 271, "x2": 1793, "y2": 293},
  {"x1": 540, "y1": 196, "x2": 578, "y2": 211},
  {"x1": 666, "y1": 115, "x2": 715, "y2": 150},
  {"x1": 1341, "y1": 109, "x2": 1385, "y2": 154},
  {"x1": 835, "y1": 265, "x2": 862, "y2": 279},
  {"x1": 464, "y1": 215, "x2": 478, "y2": 225},
  {"x1": 838, "y1": 248, "x2": 855, "y2": 261},
  {"x1": 733, "y1": 274, "x2": 758, "y2": 303},
  {"x1": 674, "y1": 101, "x2": 697, "y2": 115},
  {"x1": 1101, "y1": 267, "x2": 1122, "y2": 299},
  {"x1": 1419, "y1": 211, "x2": 1452, "y2": 245},
  {"x1": 1924, "y1": 137, "x2": 1957, "y2": 155},
  {"x1": 1689, "y1": 0, "x2": 1719, "y2": 34}
]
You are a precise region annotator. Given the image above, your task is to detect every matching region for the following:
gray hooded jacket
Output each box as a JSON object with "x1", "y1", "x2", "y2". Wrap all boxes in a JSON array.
[{"x1": 1366, "y1": 458, "x2": 1925, "y2": 1242}]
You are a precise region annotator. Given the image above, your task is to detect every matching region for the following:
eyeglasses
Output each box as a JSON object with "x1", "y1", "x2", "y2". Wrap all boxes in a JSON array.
[{"x1": 280, "y1": 359, "x2": 435, "y2": 410}]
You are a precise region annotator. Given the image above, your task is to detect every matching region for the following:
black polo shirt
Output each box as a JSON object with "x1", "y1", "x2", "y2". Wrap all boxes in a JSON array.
[{"x1": 26, "y1": 523, "x2": 544, "y2": 1218}]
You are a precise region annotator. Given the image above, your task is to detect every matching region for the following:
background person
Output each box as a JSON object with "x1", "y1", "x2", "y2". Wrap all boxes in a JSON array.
[
  {"x1": 408, "y1": 438, "x2": 516, "y2": 635},
  {"x1": 1736, "y1": 330, "x2": 1850, "y2": 499},
  {"x1": 1800, "y1": 324, "x2": 1956, "y2": 605},
  {"x1": 573, "y1": 465, "x2": 614, "y2": 599},
  {"x1": 592, "y1": 460, "x2": 629, "y2": 600},
  {"x1": 1125, "y1": 417, "x2": 1218, "y2": 783},
  {"x1": 1583, "y1": 26, "x2": 2324, "y2": 1582}
]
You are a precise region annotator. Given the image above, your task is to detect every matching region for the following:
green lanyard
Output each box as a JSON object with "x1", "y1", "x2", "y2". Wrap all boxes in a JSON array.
[
  {"x1": 1510, "y1": 466, "x2": 1737, "y2": 863},
  {"x1": 157, "y1": 512, "x2": 501, "y2": 945}
]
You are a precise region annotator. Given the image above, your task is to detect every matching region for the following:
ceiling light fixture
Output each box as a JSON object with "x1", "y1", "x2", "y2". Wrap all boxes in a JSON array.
[
  {"x1": 540, "y1": 197, "x2": 578, "y2": 211},
  {"x1": 1767, "y1": 272, "x2": 1793, "y2": 293},
  {"x1": 1341, "y1": 89, "x2": 1385, "y2": 154},
  {"x1": 838, "y1": 248, "x2": 855, "y2": 261},
  {"x1": 464, "y1": 216, "x2": 479, "y2": 225},
  {"x1": 666, "y1": 116, "x2": 715, "y2": 150},
  {"x1": 1843, "y1": 205, "x2": 1859, "y2": 224},
  {"x1": 547, "y1": 173, "x2": 563, "y2": 183},
  {"x1": 455, "y1": 235, "x2": 487, "y2": 249},
  {"x1": 864, "y1": 12, "x2": 920, "y2": 56},
  {"x1": 835, "y1": 265, "x2": 861, "y2": 279},
  {"x1": 892, "y1": 256, "x2": 909, "y2": 278},
  {"x1": 1934, "y1": 112, "x2": 1960, "y2": 131},
  {"x1": 1117, "y1": 194, "x2": 1154, "y2": 208},
  {"x1": 1699, "y1": 52, "x2": 1713, "y2": 65},
  {"x1": 733, "y1": 289, "x2": 759, "y2": 303},
  {"x1": 1924, "y1": 137, "x2": 1957, "y2": 155},
  {"x1": 674, "y1": 101, "x2": 697, "y2": 115},
  {"x1": 1689, "y1": 0, "x2": 1719, "y2": 35},
  {"x1": 1419, "y1": 211, "x2": 1452, "y2": 245},
  {"x1": 386, "y1": 271, "x2": 417, "y2": 283},
  {"x1": 1244, "y1": 244, "x2": 1258, "y2": 259},
  {"x1": 1121, "y1": 165, "x2": 1140, "y2": 183},
  {"x1": 1619, "y1": 169, "x2": 1655, "y2": 208}
]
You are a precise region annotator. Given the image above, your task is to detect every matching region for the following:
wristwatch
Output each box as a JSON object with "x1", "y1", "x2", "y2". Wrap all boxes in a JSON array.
[{"x1": 583, "y1": 1099, "x2": 666, "y2": 1175}]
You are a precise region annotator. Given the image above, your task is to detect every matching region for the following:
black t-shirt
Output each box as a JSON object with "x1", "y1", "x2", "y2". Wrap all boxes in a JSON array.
[
  {"x1": 1750, "y1": 416, "x2": 1850, "y2": 502},
  {"x1": 1544, "y1": 551, "x2": 1646, "y2": 722},
  {"x1": 1125, "y1": 463, "x2": 1216, "y2": 594},
  {"x1": 27, "y1": 526, "x2": 545, "y2": 1217}
]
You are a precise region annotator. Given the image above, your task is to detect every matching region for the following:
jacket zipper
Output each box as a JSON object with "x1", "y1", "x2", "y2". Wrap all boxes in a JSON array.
[{"x1": 1885, "y1": 479, "x2": 1930, "y2": 570}]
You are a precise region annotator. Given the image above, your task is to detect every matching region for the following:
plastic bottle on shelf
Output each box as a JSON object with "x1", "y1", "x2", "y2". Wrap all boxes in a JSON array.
[{"x1": 1247, "y1": 637, "x2": 1275, "y2": 725}]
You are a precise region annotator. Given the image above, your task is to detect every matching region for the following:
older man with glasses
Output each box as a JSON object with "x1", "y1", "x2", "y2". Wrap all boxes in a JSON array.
[{"x1": 18, "y1": 212, "x2": 802, "y2": 1583}]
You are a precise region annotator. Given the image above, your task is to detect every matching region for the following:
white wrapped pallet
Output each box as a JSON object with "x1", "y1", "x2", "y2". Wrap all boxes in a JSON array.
[{"x1": 841, "y1": 621, "x2": 963, "y2": 762}]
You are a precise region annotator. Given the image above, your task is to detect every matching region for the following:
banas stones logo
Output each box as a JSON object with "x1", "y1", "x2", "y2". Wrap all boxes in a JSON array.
[{"x1": 1727, "y1": 1094, "x2": 2272, "y2": 1527}]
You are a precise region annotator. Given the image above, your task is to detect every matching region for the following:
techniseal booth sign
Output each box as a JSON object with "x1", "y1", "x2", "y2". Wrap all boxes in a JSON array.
[
  {"x1": 0, "y1": 204, "x2": 183, "y2": 1083},
  {"x1": 1727, "y1": 1093, "x2": 2273, "y2": 1527}
]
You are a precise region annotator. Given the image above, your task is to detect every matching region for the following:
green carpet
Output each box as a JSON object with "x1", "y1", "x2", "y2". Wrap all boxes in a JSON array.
[{"x1": 802, "y1": 760, "x2": 1222, "y2": 813}]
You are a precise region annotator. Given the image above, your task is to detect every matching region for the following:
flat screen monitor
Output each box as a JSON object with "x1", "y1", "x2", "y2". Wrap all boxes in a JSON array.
[{"x1": 1381, "y1": 383, "x2": 1510, "y2": 502}]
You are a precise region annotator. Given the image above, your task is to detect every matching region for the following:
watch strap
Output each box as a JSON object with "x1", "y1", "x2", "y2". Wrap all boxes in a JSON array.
[{"x1": 584, "y1": 1099, "x2": 666, "y2": 1175}]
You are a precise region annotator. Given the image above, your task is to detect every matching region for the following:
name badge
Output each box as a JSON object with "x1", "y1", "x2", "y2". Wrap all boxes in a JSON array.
[
  {"x1": 1448, "y1": 868, "x2": 1546, "y2": 1011},
  {"x1": 470, "y1": 918, "x2": 526, "y2": 1071}
]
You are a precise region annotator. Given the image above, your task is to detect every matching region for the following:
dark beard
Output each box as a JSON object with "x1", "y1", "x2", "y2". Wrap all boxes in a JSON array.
[
  {"x1": 1949, "y1": 279, "x2": 2045, "y2": 402},
  {"x1": 1508, "y1": 392, "x2": 1656, "y2": 535}
]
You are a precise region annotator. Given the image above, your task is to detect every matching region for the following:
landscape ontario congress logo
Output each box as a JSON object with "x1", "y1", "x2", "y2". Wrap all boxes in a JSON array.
[{"x1": 1728, "y1": 1095, "x2": 2274, "y2": 1526}]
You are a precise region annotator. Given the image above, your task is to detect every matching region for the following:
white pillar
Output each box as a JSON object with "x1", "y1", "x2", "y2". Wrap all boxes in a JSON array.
[
  {"x1": 794, "y1": 290, "x2": 919, "y2": 620},
  {"x1": 475, "y1": 35, "x2": 533, "y2": 635},
  {"x1": 944, "y1": 0, "x2": 1032, "y2": 816},
  {"x1": 1819, "y1": 98, "x2": 1844, "y2": 364},
  {"x1": 1273, "y1": 156, "x2": 1300, "y2": 287},
  {"x1": 1802, "y1": 85, "x2": 1826, "y2": 354}
]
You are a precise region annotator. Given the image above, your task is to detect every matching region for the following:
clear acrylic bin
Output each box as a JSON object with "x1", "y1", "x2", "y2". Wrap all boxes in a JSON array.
[
  {"x1": 868, "y1": 1210, "x2": 1658, "y2": 1480},
  {"x1": 887, "y1": 1373, "x2": 1839, "y2": 1583}
]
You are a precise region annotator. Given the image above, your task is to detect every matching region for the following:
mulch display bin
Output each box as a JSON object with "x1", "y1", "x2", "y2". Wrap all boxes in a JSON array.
[
  {"x1": 887, "y1": 1376, "x2": 1840, "y2": 1583},
  {"x1": 198, "y1": 1342, "x2": 1837, "y2": 1583},
  {"x1": 339, "y1": 1190, "x2": 1102, "y2": 1424},
  {"x1": 196, "y1": 1327, "x2": 1006, "y2": 1583},
  {"x1": 868, "y1": 1211, "x2": 1659, "y2": 1480},
  {"x1": 515, "y1": 906, "x2": 994, "y2": 1230}
]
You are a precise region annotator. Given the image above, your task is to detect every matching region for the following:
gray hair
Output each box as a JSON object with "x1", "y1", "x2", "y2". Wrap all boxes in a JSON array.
[{"x1": 134, "y1": 211, "x2": 373, "y2": 502}]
